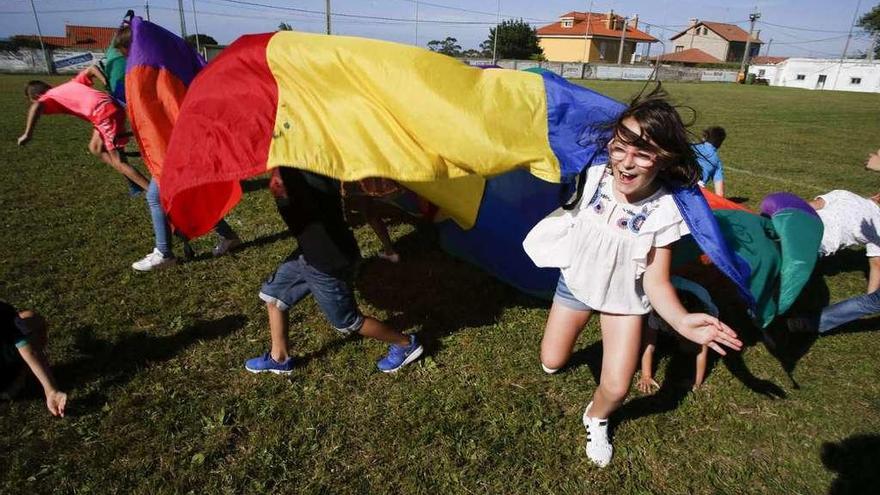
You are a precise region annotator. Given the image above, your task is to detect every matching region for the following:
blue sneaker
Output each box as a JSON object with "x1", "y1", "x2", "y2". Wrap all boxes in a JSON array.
[
  {"x1": 245, "y1": 352, "x2": 294, "y2": 374},
  {"x1": 377, "y1": 335, "x2": 423, "y2": 373}
]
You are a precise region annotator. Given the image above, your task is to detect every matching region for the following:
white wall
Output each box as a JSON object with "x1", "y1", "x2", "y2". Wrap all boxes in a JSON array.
[
  {"x1": 748, "y1": 63, "x2": 779, "y2": 83},
  {"x1": 755, "y1": 58, "x2": 880, "y2": 93}
]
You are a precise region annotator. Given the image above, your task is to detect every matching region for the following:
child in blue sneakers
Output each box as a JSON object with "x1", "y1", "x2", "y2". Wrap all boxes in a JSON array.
[{"x1": 245, "y1": 168, "x2": 422, "y2": 374}]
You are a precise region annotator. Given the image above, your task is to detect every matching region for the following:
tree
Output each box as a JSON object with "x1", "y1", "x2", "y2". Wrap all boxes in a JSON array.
[
  {"x1": 185, "y1": 34, "x2": 219, "y2": 48},
  {"x1": 278, "y1": 22, "x2": 293, "y2": 31},
  {"x1": 481, "y1": 18, "x2": 543, "y2": 60},
  {"x1": 461, "y1": 48, "x2": 483, "y2": 58},
  {"x1": 426, "y1": 37, "x2": 462, "y2": 57},
  {"x1": 858, "y1": 4, "x2": 880, "y2": 58}
]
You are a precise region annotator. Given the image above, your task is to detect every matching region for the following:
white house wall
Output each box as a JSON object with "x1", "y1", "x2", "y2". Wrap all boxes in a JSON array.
[{"x1": 752, "y1": 58, "x2": 880, "y2": 93}]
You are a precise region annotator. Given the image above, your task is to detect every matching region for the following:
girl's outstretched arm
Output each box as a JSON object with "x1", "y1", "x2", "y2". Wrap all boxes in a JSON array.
[
  {"x1": 85, "y1": 64, "x2": 108, "y2": 87},
  {"x1": 18, "y1": 102, "x2": 42, "y2": 145},
  {"x1": 644, "y1": 246, "x2": 742, "y2": 355}
]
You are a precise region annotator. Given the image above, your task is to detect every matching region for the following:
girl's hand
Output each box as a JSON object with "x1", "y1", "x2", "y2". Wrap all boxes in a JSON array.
[
  {"x1": 45, "y1": 389, "x2": 67, "y2": 417},
  {"x1": 637, "y1": 375, "x2": 660, "y2": 394},
  {"x1": 675, "y1": 313, "x2": 742, "y2": 356},
  {"x1": 17, "y1": 134, "x2": 30, "y2": 146}
]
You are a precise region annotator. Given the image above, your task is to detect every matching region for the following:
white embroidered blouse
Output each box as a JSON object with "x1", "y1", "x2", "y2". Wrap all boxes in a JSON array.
[{"x1": 523, "y1": 165, "x2": 689, "y2": 315}]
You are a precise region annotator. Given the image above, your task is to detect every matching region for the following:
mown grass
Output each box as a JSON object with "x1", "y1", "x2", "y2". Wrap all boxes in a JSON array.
[{"x1": 1, "y1": 74, "x2": 879, "y2": 494}]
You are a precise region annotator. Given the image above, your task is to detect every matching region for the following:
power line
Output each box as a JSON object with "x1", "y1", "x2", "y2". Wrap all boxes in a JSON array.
[{"x1": 758, "y1": 20, "x2": 851, "y2": 34}]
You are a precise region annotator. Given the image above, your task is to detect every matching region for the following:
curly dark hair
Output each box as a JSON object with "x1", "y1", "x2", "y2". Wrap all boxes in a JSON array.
[{"x1": 612, "y1": 84, "x2": 701, "y2": 187}]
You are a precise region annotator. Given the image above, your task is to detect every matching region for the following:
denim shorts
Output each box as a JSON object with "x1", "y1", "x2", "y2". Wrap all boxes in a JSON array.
[
  {"x1": 259, "y1": 254, "x2": 364, "y2": 335},
  {"x1": 553, "y1": 275, "x2": 592, "y2": 312}
]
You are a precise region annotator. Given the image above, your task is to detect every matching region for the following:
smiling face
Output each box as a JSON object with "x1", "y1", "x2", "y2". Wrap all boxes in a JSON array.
[{"x1": 608, "y1": 117, "x2": 665, "y2": 203}]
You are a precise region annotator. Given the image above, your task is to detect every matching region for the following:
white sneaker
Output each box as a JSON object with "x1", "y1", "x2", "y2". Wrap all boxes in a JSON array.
[
  {"x1": 541, "y1": 363, "x2": 559, "y2": 374},
  {"x1": 582, "y1": 401, "x2": 612, "y2": 467},
  {"x1": 212, "y1": 237, "x2": 241, "y2": 257},
  {"x1": 132, "y1": 248, "x2": 176, "y2": 272}
]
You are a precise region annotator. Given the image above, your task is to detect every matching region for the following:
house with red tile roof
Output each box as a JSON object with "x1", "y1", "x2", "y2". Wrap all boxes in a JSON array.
[
  {"x1": 536, "y1": 11, "x2": 657, "y2": 63},
  {"x1": 650, "y1": 48, "x2": 722, "y2": 66},
  {"x1": 14, "y1": 24, "x2": 117, "y2": 50},
  {"x1": 668, "y1": 19, "x2": 762, "y2": 63}
]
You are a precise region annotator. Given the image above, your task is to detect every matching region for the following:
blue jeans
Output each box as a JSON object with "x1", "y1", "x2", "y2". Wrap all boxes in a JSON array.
[
  {"x1": 259, "y1": 254, "x2": 364, "y2": 335},
  {"x1": 146, "y1": 179, "x2": 237, "y2": 256},
  {"x1": 818, "y1": 289, "x2": 880, "y2": 333}
]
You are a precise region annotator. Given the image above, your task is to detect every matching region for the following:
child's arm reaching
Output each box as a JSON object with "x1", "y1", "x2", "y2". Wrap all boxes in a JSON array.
[
  {"x1": 643, "y1": 246, "x2": 742, "y2": 355},
  {"x1": 638, "y1": 321, "x2": 660, "y2": 393},
  {"x1": 18, "y1": 101, "x2": 43, "y2": 146},
  {"x1": 84, "y1": 64, "x2": 108, "y2": 87},
  {"x1": 18, "y1": 342, "x2": 67, "y2": 417}
]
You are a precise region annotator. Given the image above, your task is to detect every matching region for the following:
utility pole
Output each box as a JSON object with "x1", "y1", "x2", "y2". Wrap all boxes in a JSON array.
[
  {"x1": 28, "y1": 0, "x2": 51, "y2": 74},
  {"x1": 582, "y1": 0, "x2": 594, "y2": 63},
  {"x1": 616, "y1": 16, "x2": 628, "y2": 64},
  {"x1": 191, "y1": 0, "x2": 201, "y2": 54},
  {"x1": 492, "y1": 0, "x2": 501, "y2": 64},
  {"x1": 869, "y1": 32, "x2": 877, "y2": 62},
  {"x1": 325, "y1": 0, "x2": 331, "y2": 35},
  {"x1": 738, "y1": 11, "x2": 760, "y2": 78},
  {"x1": 644, "y1": 25, "x2": 652, "y2": 60},
  {"x1": 764, "y1": 38, "x2": 772, "y2": 56},
  {"x1": 840, "y1": 0, "x2": 861, "y2": 60},
  {"x1": 177, "y1": 0, "x2": 187, "y2": 38},
  {"x1": 145, "y1": 0, "x2": 151, "y2": 21},
  {"x1": 835, "y1": 0, "x2": 862, "y2": 89}
]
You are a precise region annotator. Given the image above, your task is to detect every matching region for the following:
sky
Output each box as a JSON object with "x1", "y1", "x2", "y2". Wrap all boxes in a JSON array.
[{"x1": 0, "y1": 0, "x2": 875, "y2": 59}]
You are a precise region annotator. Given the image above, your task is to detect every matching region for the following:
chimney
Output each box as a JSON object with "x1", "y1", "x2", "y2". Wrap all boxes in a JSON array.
[
  {"x1": 629, "y1": 14, "x2": 639, "y2": 30},
  {"x1": 689, "y1": 18, "x2": 698, "y2": 27},
  {"x1": 607, "y1": 10, "x2": 615, "y2": 29},
  {"x1": 754, "y1": 29, "x2": 761, "y2": 41}
]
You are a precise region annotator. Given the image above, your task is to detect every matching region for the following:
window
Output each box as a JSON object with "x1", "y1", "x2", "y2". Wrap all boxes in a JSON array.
[
  {"x1": 851, "y1": 77, "x2": 862, "y2": 85},
  {"x1": 675, "y1": 45, "x2": 684, "y2": 53},
  {"x1": 599, "y1": 41, "x2": 607, "y2": 59},
  {"x1": 702, "y1": 27, "x2": 708, "y2": 35},
  {"x1": 758, "y1": 69, "x2": 766, "y2": 76},
  {"x1": 796, "y1": 74, "x2": 805, "y2": 80},
  {"x1": 561, "y1": 19, "x2": 573, "y2": 28}
]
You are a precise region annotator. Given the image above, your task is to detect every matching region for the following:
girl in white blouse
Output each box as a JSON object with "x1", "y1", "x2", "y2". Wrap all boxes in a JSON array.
[{"x1": 523, "y1": 87, "x2": 742, "y2": 467}]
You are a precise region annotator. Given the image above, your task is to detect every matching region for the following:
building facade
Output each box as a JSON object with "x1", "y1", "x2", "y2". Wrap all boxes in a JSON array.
[
  {"x1": 749, "y1": 58, "x2": 880, "y2": 93},
  {"x1": 669, "y1": 20, "x2": 762, "y2": 63},
  {"x1": 536, "y1": 11, "x2": 657, "y2": 63}
]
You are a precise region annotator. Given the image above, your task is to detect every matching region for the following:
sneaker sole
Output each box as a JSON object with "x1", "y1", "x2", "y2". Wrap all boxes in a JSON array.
[
  {"x1": 245, "y1": 366, "x2": 292, "y2": 375},
  {"x1": 132, "y1": 261, "x2": 177, "y2": 272},
  {"x1": 380, "y1": 345, "x2": 424, "y2": 373}
]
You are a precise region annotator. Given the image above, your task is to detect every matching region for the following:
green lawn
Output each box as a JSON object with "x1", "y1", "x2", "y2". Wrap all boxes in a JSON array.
[{"x1": 1, "y1": 74, "x2": 879, "y2": 494}]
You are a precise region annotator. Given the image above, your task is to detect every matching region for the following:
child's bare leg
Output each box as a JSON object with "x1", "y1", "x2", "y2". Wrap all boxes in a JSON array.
[
  {"x1": 267, "y1": 303, "x2": 291, "y2": 362},
  {"x1": 88, "y1": 130, "x2": 103, "y2": 156},
  {"x1": 587, "y1": 313, "x2": 642, "y2": 419},
  {"x1": 540, "y1": 301, "x2": 591, "y2": 371},
  {"x1": 357, "y1": 316, "x2": 409, "y2": 346},
  {"x1": 99, "y1": 148, "x2": 149, "y2": 190}
]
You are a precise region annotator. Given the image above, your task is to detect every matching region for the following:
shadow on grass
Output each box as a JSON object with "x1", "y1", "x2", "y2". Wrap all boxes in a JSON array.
[
  {"x1": 727, "y1": 196, "x2": 749, "y2": 204},
  {"x1": 822, "y1": 434, "x2": 880, "y2": 495},
  {"x1": 818, "y1": 250, "x2": 868, "y2": 279},
  {"x1": 355, "y1": 225, "x2": 547, "y2": 356},
  {"x1": 54, "y1": 314, "x2": 247, "y2": 415}
]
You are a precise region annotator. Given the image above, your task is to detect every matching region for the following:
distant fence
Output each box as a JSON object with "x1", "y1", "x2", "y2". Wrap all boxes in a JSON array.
[
  {"x1": 2, "y1": 46, "x2": 738, "y2": 84},
  {"x1": 0, "y1": 47, "x2": 104, "y2": 74},
  {"x1": 464, "y1": 59, "x2": 738, "y2": 82}
]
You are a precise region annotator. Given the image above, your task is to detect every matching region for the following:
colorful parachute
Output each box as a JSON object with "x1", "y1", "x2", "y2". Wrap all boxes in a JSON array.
[
  {"x1": 157, "y1": 30, "x2": 756, "y2": 310},
  {"x1": 125, "y1": 16, "x2": 205, "y2": 181}
]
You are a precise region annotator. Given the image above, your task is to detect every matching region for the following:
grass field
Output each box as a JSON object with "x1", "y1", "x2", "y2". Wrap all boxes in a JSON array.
[{"x1": 1, "y1": 74, "x2": 879, "y2": 494}]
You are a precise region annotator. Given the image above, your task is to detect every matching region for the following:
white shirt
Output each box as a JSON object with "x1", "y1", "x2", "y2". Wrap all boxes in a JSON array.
[
  {"x1": 815, "y1": 190, "x2": 880, "y2": 257},
  {"x1": 523, "y1": 165, "x2": 689, "y2": 315}
]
